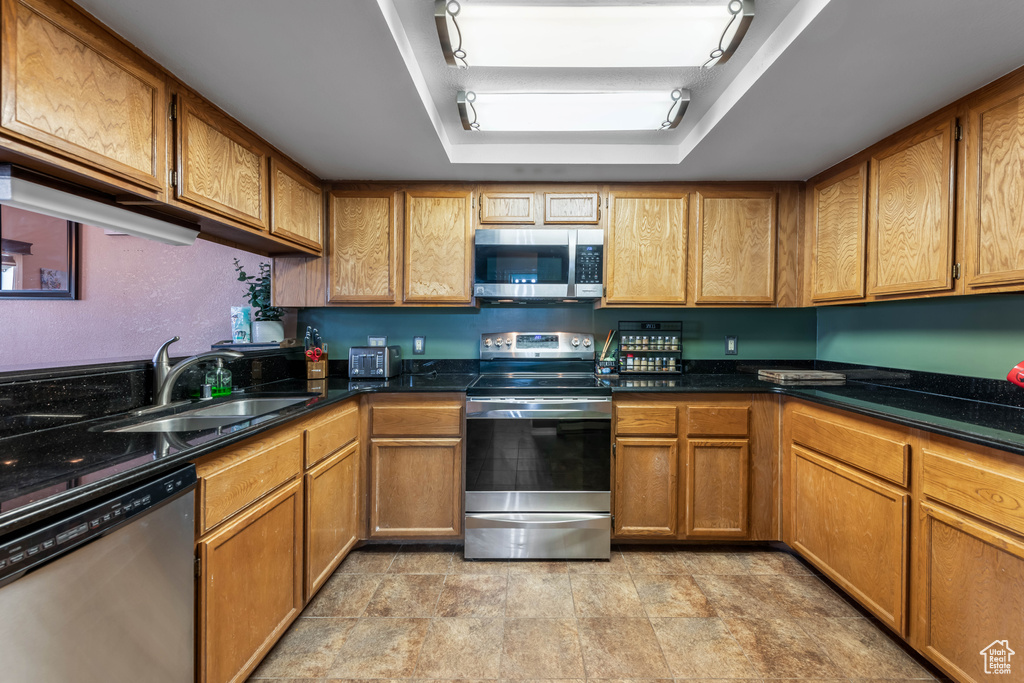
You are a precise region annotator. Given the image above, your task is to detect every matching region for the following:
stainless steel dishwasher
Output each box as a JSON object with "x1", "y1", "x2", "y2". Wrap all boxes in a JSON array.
[{"x1": 0, "y1": 465, "x2": 197, "y2": 683}]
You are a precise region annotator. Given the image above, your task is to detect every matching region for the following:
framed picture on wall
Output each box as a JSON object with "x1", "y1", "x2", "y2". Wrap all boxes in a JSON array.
[{"x1": 39, "y1": 268, "x2": 67, "y2": 290}]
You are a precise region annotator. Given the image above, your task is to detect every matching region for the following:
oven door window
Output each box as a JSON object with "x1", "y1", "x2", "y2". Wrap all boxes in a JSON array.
[
  {"x1": 474, "y1": 245, "x2": 569, "y2": 285},
  {"x1": 466, "y1": 419, "x2": 610, "y2": 492}
]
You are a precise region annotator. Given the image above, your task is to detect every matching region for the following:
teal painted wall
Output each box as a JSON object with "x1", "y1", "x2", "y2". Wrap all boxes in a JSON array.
[
  {"x1": 816, "y1": 293, "x2": 1024, "y2": 380},
  {"x1": 300, "y1": 305, "x2": 817, "y2": 361}
]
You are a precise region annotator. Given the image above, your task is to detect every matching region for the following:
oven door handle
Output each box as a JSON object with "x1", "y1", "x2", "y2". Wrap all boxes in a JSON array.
[
  {"x1": 465, "y1": 512, "x2": 610, "y2": 530},
  {"x1": 466, "y1": 409, "x2": 611, "y2": 419}
]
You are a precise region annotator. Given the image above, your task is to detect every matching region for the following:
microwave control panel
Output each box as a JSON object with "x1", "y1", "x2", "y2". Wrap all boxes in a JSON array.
[{"x1": 575, "y1": 244, "x2": 603, "y2": 284}]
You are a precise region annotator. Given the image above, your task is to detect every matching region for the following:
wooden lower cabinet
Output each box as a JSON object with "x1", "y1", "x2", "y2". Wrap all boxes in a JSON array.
[
  {"x1": 685, "y1": 440, "x2": 749, "y2": 538},
  {"x1": 304, "y1": 440, "x2": 359, "y2": 599},
  {"x1": 370, "y1": 438, "x2": 462, "y2": 538},
  {"x1": 788, "y1": 445, "x2": 909, "y2": 634},
  {"x1": 614, "y1": 437, "x2": 678, "y2": 538},
  {"x1": 612, "y1": 394, "x2": 762, "y2": 541},
  {"x1": 197, "y1": 479, "x2": 303, "y2": 683},
  {"x1": 916, "y1": 503, "x2": 1024, "y2": 682}
]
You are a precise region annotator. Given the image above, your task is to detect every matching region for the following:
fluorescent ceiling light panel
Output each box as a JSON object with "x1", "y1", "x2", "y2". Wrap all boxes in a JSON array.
[
  {"x1": 459, "y1": 90, "x2": 689, "y2": 132},
  {"x1": 438, "y1": 0, "x2": 754, "y2": 68}
]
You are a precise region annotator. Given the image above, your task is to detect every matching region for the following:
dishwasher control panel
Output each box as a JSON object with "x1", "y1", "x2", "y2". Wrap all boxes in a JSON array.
[{"x1": 0, "y1": 466, "x2": 197, "y2": 586}]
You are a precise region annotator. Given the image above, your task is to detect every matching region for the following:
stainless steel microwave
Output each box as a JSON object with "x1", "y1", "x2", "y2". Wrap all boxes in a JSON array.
[{"x1": 473, "y1": 228, "x2": 604, "y2": 301}]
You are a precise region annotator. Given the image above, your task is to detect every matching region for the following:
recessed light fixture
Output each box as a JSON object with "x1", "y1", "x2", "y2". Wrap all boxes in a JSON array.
[
  {"x1": 458, "y1": 89, "x2": 689, "y2": 132},
  {"x1": 436, "y1": 0, "x2": 754, "y2": 69}
]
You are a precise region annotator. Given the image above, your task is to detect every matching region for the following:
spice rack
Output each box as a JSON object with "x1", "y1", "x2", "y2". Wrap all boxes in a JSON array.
[{"x1": 617, "y1": 321, "x2": 683, "y2": 375}]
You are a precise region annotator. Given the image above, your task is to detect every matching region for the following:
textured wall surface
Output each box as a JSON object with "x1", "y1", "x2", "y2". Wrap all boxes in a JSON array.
[
  {"x1": 299, "y1": 305, "x2": 818, "y2": 360},
  {"x1": 0, "y1": 224, "x2": 285, "y2": 371},
  {"x1": 817, "y1": 293, "x2": 1024, "y2": 380}
]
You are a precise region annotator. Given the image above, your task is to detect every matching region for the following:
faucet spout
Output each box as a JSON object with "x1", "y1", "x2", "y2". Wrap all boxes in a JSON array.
[
  {"x1": 152, "y1": 336, "x2": 180, "y2": 390},
  {"x1": 153, "y1": 349, "x2": 243, "y2": 406}
]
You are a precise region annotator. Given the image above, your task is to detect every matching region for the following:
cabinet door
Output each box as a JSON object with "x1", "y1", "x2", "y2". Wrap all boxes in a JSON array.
[
  {"x1": 545, "y1": 192, "x2": 600, "y2": 224},
  {"x1": 197, "y1": 479, "x2": 303, "y2": 683},
  {"x1": 0, "y1": 0, "x2": 166, "y2": 192},
  {"x1": 916, "y1": 503, "x2": 1024, "y2": 683},
  {"x1": 176, "y1": 94, "x2": 269, "y2": 229},
  {"x1": 269, "y1": 157, "x2": 322, "y2": 252},
  {"x1": 605, "y1": 192, "x2": 687, "y2": 305},
  {"x1": 305, "y1": 441, "x2": 359, "y2": 600},
  {"x1": 404, "y1": 189, "x2": 473, "y2": 303},
  {"x1": 789, "y1": 446, "x2": 909, "y2": 635},
  {"x1": 868, "y1": 117, "x2": 956, "y2": 296},
  {"x1": 694, "y1": 190, "x2": 776, "y2": 304},
  {"x1": 479, "y1": 191, "x2": 535, "y2": 224},
  {"x1": 809, "y1": 163, "x2": 867, "y2": 302},
  {"x1": 685, "y1": 440, "x2": 749, "y2": 538},
  {"x1": 962, "y1": 75, "x2": 1024, "y2": 291},
  {"x1": 328, "y1": 190, "x2": 399, "y2": 303},
  {"x1": 613, "y1": 437, "x2": 678, "y2": 538},
  {"x1": 370, "y1": 438, "x2": 462, "y2": 538}
]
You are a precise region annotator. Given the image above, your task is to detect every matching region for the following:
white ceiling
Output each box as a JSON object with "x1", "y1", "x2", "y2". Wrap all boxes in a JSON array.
[{"x1": 76, "y1": 0, "x2": 1024, "y2": 182}]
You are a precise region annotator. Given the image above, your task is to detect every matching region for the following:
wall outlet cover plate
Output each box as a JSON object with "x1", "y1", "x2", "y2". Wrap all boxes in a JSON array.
[{"x1": 413, "y1": 336, "x2": 426, "y2": 355}]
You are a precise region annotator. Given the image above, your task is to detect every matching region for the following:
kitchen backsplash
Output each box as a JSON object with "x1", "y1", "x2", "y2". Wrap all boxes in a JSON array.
[
  {"x1": 817, "y1": 293, "x2": 1024, "y2": 381},
  {"x1": 298, "y1": 305, "x2": 818, "y2": 360}
]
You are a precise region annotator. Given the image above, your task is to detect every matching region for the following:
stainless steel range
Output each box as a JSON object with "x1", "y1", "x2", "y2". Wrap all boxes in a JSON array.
[{"x1": 465, "y1": 332, "x2": 612, "y2": 560}]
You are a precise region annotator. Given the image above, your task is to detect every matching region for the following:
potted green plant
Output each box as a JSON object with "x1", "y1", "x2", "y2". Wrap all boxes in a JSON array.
[{"x1": 234, "y1": 258, "x2": 285, "y2": 343}]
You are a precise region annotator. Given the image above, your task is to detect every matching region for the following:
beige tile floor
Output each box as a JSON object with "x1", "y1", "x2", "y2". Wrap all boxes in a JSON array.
[{"x1": 248, "y1": 544, "x2": 944, "y2": 682}]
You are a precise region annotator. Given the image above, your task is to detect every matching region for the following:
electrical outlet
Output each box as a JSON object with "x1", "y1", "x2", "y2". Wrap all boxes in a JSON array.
[
  {"x1": 413, "y1": 336, "x2": 426, "y2": 355},
  {"x1": 725, "y1": 335, "x2": 738, "y2": 355}
]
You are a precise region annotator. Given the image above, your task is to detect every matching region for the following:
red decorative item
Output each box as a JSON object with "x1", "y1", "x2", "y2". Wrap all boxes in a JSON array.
[{"x1": 1009, "y1": 361, "x2": 1024, "y2": 389}]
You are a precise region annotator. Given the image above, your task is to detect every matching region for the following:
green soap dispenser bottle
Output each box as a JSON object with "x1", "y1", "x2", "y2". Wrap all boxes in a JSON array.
[{"x1": 205, "y1": 359, "x2": 233, "y2": 396}]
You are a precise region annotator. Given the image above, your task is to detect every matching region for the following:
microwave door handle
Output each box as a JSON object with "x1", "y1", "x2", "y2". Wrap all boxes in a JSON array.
[{"x1": 567, "y1": 229, "x2": 577, "y2": 298}]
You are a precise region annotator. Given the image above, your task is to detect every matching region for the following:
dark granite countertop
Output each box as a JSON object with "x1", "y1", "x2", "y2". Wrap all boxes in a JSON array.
[{"x1": 3, "y1": 364, "x2": 1024, "y2": 541}]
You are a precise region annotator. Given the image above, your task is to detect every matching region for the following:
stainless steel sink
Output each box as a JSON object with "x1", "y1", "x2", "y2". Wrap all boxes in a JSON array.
[
  {"x1": 111, "y1": 415, "x2": 258, "y2": 433},
  {"x1": 107, "y1": 396, "x2": 311, "y2": 433},
  {"x1": 186, "y1": 397, "x2": 309, "y2": 417}
]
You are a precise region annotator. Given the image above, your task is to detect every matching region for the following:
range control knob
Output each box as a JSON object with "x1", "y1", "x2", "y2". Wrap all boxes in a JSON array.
[
  {"x1": 582, "y1": 337, "x2": 592, "y2": 347},
  {"x1": 496, "y1": 338, "x2": 504, "y2": 347},
  {"x1": 484, "y1": 338, "x2": 492, "y2": 347},
  {"x1": 571, "y1": 337, "x2": 580, "y2": 347}
]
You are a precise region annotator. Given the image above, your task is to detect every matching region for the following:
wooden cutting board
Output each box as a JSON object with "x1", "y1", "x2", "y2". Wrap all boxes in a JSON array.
[{"x1": 758, "y1": 369, "x2": 846, "y2": 383}]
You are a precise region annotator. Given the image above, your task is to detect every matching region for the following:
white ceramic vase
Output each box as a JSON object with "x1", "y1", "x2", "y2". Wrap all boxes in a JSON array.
[{"x1": 252, "y1": 320, "x2": 284, "y2": 343}]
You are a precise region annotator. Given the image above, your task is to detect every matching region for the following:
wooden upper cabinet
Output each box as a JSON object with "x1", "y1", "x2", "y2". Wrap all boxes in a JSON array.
[
  {"x1": 694, "y1": 190, "x2": 777, "y2": 305},
  {"x1": 0, "y1": 0, "x2": 166, "y2": 192},
  {"x1": 867, "y1": 116, "x2": 956, "y2": 297},
  {"x1": 269, "y1": 157, "x2": 322, "y2": 252},
  {"x1": 328, "y1": 190, "x2": 399, "y2": 304},
  {"x1": 479, "y1": 191, "x2": 535, "y2": 224},
  {"x1": 962, "y1": 73, "x2": 1024, "y2": 291},
  {"x1": 176, "y1": 93, "x2": 269, "y2": 230},
  {"x1": 404, "y1": 188, "x2": 473, "y2": 304},
  {"x1": 545, "y1": 192, "x2": 600, "y2": 224},
  {"x1": 605, "y1": 191, "x2": 688, "y2": 305},
  {"x1": 809, "y1": 163, "x2": 868, "y2": 302}
]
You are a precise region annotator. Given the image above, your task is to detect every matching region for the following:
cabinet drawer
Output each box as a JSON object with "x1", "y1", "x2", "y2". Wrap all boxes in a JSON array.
[
  {"x1": 790, "y1": 409, "x2": 909, "y2": 486},
  {"x1": 686, "y1": 406, "x2": 749, "y2": 437},
  {"x1": 371, "y1": 400, "x2": 463, "y2": 437},
  {"x1": 615, "y1": 405, "x2": 677, "y2": 436},
  {"x1": 196, "y1": 430, "x2": 303, "y2": 534},
  {"x1": 305, "y1": 400, "x2": 359, "y2": 468},
  {"x1": 922, "y1": 447, "x2": 1024, "y2": 537}
]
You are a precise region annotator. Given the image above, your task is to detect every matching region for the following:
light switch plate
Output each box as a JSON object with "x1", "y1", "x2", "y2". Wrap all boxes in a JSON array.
[
  {"x1": 413, "y1": 336, "x2": 426, "y2": 355},
  {"x1": 368, "y1": 336, "x2": 387, "y2": 347}
]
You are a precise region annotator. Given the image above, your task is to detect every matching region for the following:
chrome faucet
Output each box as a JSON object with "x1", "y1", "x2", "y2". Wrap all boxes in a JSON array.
[{"x1": 152, "y1": 337, "x2": 243, "y2": 406}]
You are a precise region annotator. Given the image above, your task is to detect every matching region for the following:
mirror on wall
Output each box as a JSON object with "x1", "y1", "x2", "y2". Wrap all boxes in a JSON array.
[{"x1": 0, "y1": 205, "x2": 78, "y2": 299}]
